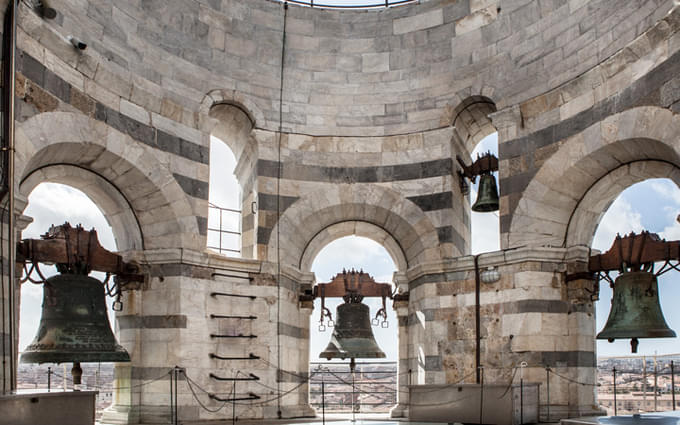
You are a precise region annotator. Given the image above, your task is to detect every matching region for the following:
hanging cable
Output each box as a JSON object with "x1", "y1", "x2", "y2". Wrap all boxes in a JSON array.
[{"x1": 275, "y1": 1, "x2": 288, "y2": 419}]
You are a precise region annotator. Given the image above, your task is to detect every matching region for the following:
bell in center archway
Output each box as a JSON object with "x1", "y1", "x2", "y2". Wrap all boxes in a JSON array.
[
  {"x1": 597, "y1": 270, "x2": 676, "y2": 353},
  {"x1": 320, "y1": 293, "x2": 386, "y2": 366}
]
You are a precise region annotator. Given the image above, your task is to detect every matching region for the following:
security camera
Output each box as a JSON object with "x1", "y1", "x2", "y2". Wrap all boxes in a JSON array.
[
  {"x1": 67, "y1": 35, "x2": 87, "y2": 50},
  {"x1": 33, "y1": 1, "x2": 57, "y2": 19}
]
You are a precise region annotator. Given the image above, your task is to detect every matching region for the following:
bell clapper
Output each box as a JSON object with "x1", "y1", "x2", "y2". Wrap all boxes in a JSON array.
[
  {"x1": 71, "y1": 362, "x2": 83, "y2": 389},
  {"x1": 631, "y1": 338, "x2": 639, "y2": 353}
]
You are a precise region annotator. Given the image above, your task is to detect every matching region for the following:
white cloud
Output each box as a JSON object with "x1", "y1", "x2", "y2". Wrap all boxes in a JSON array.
[
  {"x1": 592, "y1": 197, "x2": 643, "y2": 251},
  {"x1": 23, "y1": 183, "x2": 116, "y2": 250},
  {"x1": 660, "y1": 221, "x2": 680, "y2": 241},
  {"x1": 311, "y1": 235, "x2": 395, "y2": 282},
  {"x1": 650, "y1": 180, "x2": 680, "y2": 206},
  {"x1": 471, "y1": 210, "x2": 500, "y2": 254}
]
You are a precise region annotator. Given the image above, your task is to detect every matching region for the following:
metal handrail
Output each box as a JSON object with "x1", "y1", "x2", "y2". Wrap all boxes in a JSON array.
[
  {"x1": 207, "y1": 202, "x2": 241, "y2": 255},
  {"x1": 309, "y1": 361, "x2": 397, "y2": 413},
  {"x1": 277, "y1": 0, "x2": 418, "y2": 9}
]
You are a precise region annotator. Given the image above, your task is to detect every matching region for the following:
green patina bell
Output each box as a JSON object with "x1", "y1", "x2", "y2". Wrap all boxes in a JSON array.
[
  {"x1": 597, "y1": 271, "x2": 676, "y2": 352},
  {"x1": 320, "y1": 293, "x2": 386, "y2": 362},
  {"x1": 21, "y1": 273, "x2": 130, "y2": 365},
  {"x1": 471, "y1": 173, "x2": 499, "y2": 213}
]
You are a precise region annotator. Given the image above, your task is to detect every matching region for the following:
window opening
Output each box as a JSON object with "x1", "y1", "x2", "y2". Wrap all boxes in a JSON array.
[
  {"x1": 309, "y1": 235, "x2": 398, "y2": 415},
  {"x1": 470, "y1": 132, "x2": 499, "y2": 254},
  {"x1": 208, "y1": 136, "x2": 242, "y2": 257}
]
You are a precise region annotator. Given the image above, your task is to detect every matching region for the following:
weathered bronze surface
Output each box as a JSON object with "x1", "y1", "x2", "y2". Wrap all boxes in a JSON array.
[
  {"x1": 320, "y1": 294, "x2": 386, "y2": 361},
  {"x1": 471, "y1": 173, "x2": 499, "y2": 213},
  {"x1": 597, "y1": 271, "x2": 676, "y2": 343},
  {"x1": 21, "y1": 273, "x2": 130, "y2": 364}
]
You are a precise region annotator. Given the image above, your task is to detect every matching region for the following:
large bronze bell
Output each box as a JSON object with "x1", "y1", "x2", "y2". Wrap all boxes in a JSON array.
[
  {"x1": 471, "y1": 173, "x2": 499, "y2": 213},
  {"x1": 597, "y1": 271, "x2": 676, "y2": 352},
  {"x1": 320, "y1": 293, "x2": 386, "y2": 362},
  {"x1": 21, "y1": 273, "x2": 130, "y2": 365}
]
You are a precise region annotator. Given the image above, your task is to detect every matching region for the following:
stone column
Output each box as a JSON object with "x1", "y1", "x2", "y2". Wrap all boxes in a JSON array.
[{"x1": 390, "y1": 272, "x2": 410, "y2": 418}]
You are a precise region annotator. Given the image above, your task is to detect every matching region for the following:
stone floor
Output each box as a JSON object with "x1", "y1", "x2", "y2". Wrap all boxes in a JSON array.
[{"x1": 561, "y1": 411, "x2": 680, "y2": 424}]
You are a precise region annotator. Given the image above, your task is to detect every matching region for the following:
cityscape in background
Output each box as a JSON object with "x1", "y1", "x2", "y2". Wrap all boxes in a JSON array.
[
  {"x1": 17, "y1": 355, "x2": 680, "y2": 417},
  {"x1": 17, "y1": 362, "x2": 115, "y2": 417}
]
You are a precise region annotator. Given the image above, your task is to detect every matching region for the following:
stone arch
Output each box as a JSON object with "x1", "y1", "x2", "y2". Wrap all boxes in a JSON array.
[
  {"x1": 267, "y1": 184, "x2": 441, "y2": 270},
  {"x1": 204, "y1": 101, "x2": 260, "y2": 258},
  {"x1": 451, "y1": 95, "x2": 498, "y2": 155},
  {"x1": 200, "y1": 89, "x2": 265, "y2": 130},
  {"x1": 20, "y1": 164, "x2": 143, "y2": 251},
  {"x1": 299, "y1": 221, "x2": 408, "y2": 272},
  {"x1": 508, "y1": 106, "x2": 680, "y2": 249},
  {"x1": 208, "y1": 103, "x2": 255, "y2": 160},
  {"x1": 15, "y1": 112, "x2": 197, "y2": 250},
  {"x1": 566, "y1": 161, "x2": 680, "y2": 247}
]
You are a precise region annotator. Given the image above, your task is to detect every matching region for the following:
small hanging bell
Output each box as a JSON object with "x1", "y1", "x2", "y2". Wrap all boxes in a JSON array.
[{"x1": 471, "y1": 173, "x2": 499, "y2": 212}]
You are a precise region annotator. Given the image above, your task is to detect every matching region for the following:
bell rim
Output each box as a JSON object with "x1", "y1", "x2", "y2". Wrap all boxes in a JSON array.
[
  {"x1": 596, "y1": 329, "x2": 677, "y2": 340},
  {"x1": 20, "y1": 350, "x2": 131, "y2": 364}
]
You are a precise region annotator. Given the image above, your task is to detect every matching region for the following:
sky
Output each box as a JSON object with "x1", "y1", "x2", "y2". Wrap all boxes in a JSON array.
[
  {"x1": 19, "y1": 183, "x2": 116, "y2": 351},
  {"x1": 17, "y1": 133, "x2": 680, "y2": 362}
]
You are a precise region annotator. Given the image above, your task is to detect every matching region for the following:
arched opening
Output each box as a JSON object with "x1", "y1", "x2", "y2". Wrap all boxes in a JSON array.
[
  {"x1": 207, "y1": 135, "x2": 241, "y2": 257},
  {"x1": 18, "y1": 182, "x2": 118, "y2": 416},
  {"x1": 307, "y1": 235, "x2": 399, "y2": 416},
  {"x1": 591, "y1": 178, "x2": 680, "y2": 414},
  {"x1": 470, "y1": 132, "x2": 500, "y2": 254},
  {"x1": 452, "y1": 96, "x2": 500, "y2": 255},
  {"x1": 208, "y1": 104, "x2": 257, "y2": 259}
]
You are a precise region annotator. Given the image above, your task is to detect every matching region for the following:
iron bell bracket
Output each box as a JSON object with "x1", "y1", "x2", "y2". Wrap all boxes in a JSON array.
[
  {"x1": 305, "y1": 268, "x2": 408, "y2": 329},
  {"x1": 577, "y1": 231, "x2": 680, "y2": 277},
  {"x1": 565, "y1": 231, "x2": 680, "y2": 353},
  {"x1": 16, "y1": 222, "x2": 146, "y2": 293},
  {"x1": 456, "y1": 152, "x2": 499, "y2": 191}
]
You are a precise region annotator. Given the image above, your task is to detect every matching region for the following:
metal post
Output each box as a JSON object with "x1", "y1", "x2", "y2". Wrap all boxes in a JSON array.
[
  {"x1": 174, "y1": 368, "x2": 179, "y2": 425},
  {"x1": 321, "y1": 378, "x2": 325, "y2": 425},
  {"x1": 654, "y1": 355, "x2": 658, "y2": 412},
  {"x1": 169, "y1": 370, "x2": 174, "y2": 425},
  {"x1": 479, "y1": 366, "x2": 484, "y2": 424},
  {"x1": 613, "y1": 367, "x2": 617, "y2": 416},
  {"x1": 47, "y1": 367, "x2": 51, "y2": 392},
  {"x1": 643, "y1": 356, "x2": 647, "y2": 411},
  {"x1": 672, "y1": 360, "x2": 676, "y2": 410},
  {"x1": 351, "y1": 361, "x2": 356, "y2": 422},
  {"x1": 232, "y1": 378, "x2": 236, "y2": 425},
  {"x1": 520, "y1": 377, "x2": 524, "y2": 425},
  {"x1": 546, "y1": 367, "x2": 550, "y2": 422},
  {"x1": 520, "y1": 362, "x2": 526, "y2": 425}
]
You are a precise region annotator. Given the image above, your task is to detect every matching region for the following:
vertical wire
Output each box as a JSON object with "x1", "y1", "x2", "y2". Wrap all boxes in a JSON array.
[
  {"x1": 6, "y1": 0, "x2": 16, "y2": 392},
  {"x1": 276, "y1": 1, "x2": 289, "y2": 418}
]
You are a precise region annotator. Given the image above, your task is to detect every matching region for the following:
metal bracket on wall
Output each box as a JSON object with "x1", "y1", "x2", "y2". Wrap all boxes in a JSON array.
[
  {"x1": 209, "y1": 373, "x2": 260, "y2": 381},
  {"x1": 209, "y1": 353, "x2": 260, "y2": 361}
]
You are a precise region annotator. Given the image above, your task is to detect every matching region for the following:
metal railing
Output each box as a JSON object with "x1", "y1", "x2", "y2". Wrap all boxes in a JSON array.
[
  {"x1": 207, "y1": 202, "x2": 241, "y2": 256},
  {"x1": 309, "y1": 361, "x2": 397, "y2": 413},
  {"x1": 598, "y1": 354, "x2": 680, "y2": 415},
  {"x1": 276, "y1": 0, "x2": 418, "y2": 9}
]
